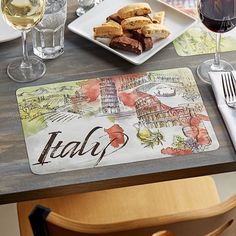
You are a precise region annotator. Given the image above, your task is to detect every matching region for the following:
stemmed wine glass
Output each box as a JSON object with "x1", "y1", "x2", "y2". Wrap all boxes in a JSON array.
[
  {"x1": 197, "y1": 0, "x2": 236, "y2": 84},
  {"x1": 1, "y1": 0, "x2": 46, "y2": 82}
]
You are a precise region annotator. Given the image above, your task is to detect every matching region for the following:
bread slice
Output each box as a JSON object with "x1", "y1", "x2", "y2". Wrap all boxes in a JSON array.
[
  {"x1": 121, "y1": 16, "x2": 152, "y2": 30},
  {"x1": 109, "y1": 36, "x2": 143, "y2": 55},
  {"x1": 132, "y1": 29, "x2": 153, "y2": 51},
  {"x1": 106, "y1": 13, "x2": 123, "y2": 24},
  {"x1": 123, "y1": 30, "x2": 133, "y2": 38},
  {"x1": 152, "y1": 11, "x2": 165, "y2": 24},
  {"x1": 117, "y1": 3, "x2": 151, "y2": 19},
  {"x1": 142, "y1": 24, "x2": 170, "y2": 38},
  {"x1": 94, "y1": 20, "x2": 123, "y2": 38}
]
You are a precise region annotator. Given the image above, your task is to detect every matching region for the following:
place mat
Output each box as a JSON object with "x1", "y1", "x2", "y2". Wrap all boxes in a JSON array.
[
  {"x1": 16, "y1": 68, "x2": 219, "y2": 175},
  {"x1": 162, "y1": 0, "x2": 236, "y2": 56}
]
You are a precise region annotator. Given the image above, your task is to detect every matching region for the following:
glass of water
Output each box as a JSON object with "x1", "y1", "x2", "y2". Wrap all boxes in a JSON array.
[
  {"x1": 32, "y1": 0, "x2": 67, "y2": 59},
  {"x1": 95, "y1": 0, "x2": 103, "y2": 4},
  {"x1": 76, "y1": 0, "x2": 95, "y2": 16}
]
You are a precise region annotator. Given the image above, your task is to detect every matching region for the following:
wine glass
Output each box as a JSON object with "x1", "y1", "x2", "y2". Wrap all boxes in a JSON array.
[
  {"x1": 197, "y1": 0, "x2": 236, "y2": 84},
  {"x1": 1, "y1": 0, "x2": 46, "y2": 83}
]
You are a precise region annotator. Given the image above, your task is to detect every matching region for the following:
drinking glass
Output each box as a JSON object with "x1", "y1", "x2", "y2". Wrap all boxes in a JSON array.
[
  {"x1": 76, "y1": 0, "x2": 95, "y2": 16},
  {"x1": 32, "y1": 0, "x2": 67, "y2": 59},
  {"x1": 1, "y1": 0, "x2": 46, "y2": 82},
  {"x1": 94, "y1": 0, "x2": 102, "y2": 5},
  {"x1": 197, "y1": 0, "x2": 236, "y2": 84}
]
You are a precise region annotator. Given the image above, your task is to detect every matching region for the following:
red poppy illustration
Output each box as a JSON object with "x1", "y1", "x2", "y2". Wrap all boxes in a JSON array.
[
  {"x1": 81, "y1": 80, "x2": 100, "y2": 102},
  {"x1": 182, "y1": 126, "x2": 199, "y2": 139},
  {"x1": 105, "y1": 124, "x2": 125, "y2": 148}
]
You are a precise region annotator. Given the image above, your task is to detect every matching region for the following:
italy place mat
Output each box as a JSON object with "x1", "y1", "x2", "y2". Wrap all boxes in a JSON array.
[
  {"x1": 163, "y1": 0, "x2": 236, "y2": 56},
  {"x1": 16, "y1": 68, "x2": 219, "y2": 175}
]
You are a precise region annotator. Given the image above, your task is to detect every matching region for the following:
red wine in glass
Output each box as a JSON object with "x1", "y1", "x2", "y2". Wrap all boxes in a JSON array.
[
  {"x1": 199, "y1": 0, "x2": 236, "y2": 33},
  {"x1": 197, "y1": 0, "x2": 236, "y2": 84}
]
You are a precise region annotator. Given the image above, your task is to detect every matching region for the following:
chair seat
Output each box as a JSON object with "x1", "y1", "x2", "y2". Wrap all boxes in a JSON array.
[{"x1": 17, "y1": 176, "x2": 220, "y2": 236}]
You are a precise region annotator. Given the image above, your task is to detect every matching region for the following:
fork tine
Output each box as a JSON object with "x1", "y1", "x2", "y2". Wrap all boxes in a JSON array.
[
  {"x1": 227, "y1": 73, "x2": 236, "y2": 102},
  {"x1": 226, "y1": 73, "x2": 233, "y2": 102},
  {"x1": 224, "y1": 73, "x2": 230, "y2": 99},
  {"x1": 222, "y1": 74, "x2": 227, "y2": 99},
  {"x1": 230, "y1": 73, "x2": 236, "y2": 97},
  {"x1": 226, "y1": 74, "x2": 233, "y2": 102}
]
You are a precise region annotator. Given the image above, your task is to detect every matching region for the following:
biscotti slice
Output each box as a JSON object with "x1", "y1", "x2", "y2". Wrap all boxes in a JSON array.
[
  {"x1": 152, "y1": 11, "x2": 165, "y2": 24},
  {"x1": 123, "y1": 30, "x2": 133, "y2": 38},
  {"x1": 109, "y1": 36, "x2": 143, "y2": 55},
  {"x1": 106, "y1": 13, "x2": 123, "y2": 24},
  {"x1": 142, "y1": 24, "x2": 170, "y2": 38},
  {"x1": 94, "y1": 20, "x2": 123, "y2": 38},
  {"x1": 121, "y1": 16, "x2": 152, "y2": 30},
  {"x1": 132, "y1": 29, "x2": 153, "y2": 51},
  {"x1": 117, "y1": 3, "x2": 152, "y2": 19}
]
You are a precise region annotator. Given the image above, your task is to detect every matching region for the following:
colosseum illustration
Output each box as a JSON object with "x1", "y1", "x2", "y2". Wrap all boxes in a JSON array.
[{"x1": 135, "y1": 95, "x2": 200, "y2": 128}]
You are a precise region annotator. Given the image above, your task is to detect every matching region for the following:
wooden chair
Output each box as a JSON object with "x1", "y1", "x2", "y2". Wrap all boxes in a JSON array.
[{"x1": 17, "y1": 176, "x2": 236, "y2": 236}]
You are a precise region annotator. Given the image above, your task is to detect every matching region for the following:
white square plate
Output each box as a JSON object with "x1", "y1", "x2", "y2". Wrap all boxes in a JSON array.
[
  {"x1": 68, "y1": 0, "x2": 197, "y2": 65},
  {"x1": 0, "y1": 13, "x2": 20, "y2": 43}
]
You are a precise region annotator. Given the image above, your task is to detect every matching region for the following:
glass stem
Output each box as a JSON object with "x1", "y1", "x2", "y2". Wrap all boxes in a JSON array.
[
  {"x1": 21, "y1": 31, "x2": 31, "y2": 69},
  {"x1": 213, "y1": 33, "x2": 221, "y2": 69}
]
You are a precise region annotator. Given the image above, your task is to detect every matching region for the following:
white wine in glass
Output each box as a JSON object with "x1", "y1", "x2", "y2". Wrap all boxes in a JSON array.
[{"x1": 1, "y1": 0, "x2": 46, "y2": 82}]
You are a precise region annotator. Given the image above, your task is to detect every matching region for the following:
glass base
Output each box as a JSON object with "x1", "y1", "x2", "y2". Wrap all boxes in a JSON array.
[
  {"x1": 7, "y1": 57, "x2": 46, "y2": 83},
  {"x1": 76, "y1": 4, "x2": 95, "y2": 16},
  {"x1": 197, "y1": 59, "x2": 234, "y2": 84},
  {"x1": 33, "y1": 46, "x2": 64, "y2": 59},
  {"x1": 94, "y1": 0, "x2": 102, "y2": 4}
]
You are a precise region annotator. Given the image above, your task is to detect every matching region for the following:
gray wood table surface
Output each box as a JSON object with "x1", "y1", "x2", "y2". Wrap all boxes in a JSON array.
[{"x1": 0, "y1": 0, "x2": 236, "y2": 205}]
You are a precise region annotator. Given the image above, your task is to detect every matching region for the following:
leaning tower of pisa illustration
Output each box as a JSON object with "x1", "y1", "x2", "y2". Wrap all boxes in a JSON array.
[{"x1": 100, "y1": 78, "x2": 120, "y2": 114}]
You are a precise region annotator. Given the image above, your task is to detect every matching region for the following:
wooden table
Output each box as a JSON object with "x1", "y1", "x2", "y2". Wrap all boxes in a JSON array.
[{"x1": 0, "y1": 0, "x2": 236, "y2": 205}]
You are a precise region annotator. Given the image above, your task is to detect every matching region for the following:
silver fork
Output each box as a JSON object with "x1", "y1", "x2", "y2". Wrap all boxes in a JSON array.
[{"x1": 221, "y1": 72, "x2": 236, "y2": 108}]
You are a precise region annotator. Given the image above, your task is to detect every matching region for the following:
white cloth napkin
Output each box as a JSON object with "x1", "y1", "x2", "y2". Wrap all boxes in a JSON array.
[{"x1": 209, "y1": 71, "x2": 236, "y2": 151}]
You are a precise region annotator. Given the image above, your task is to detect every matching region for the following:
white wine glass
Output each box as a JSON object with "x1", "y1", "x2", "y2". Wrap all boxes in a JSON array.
[
  {"x1": 1, "y1": 0, "x2": 46, "y2": 82},
  {"x1": 197, "y1": 0, "x2": 236, "y2": 84}
]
